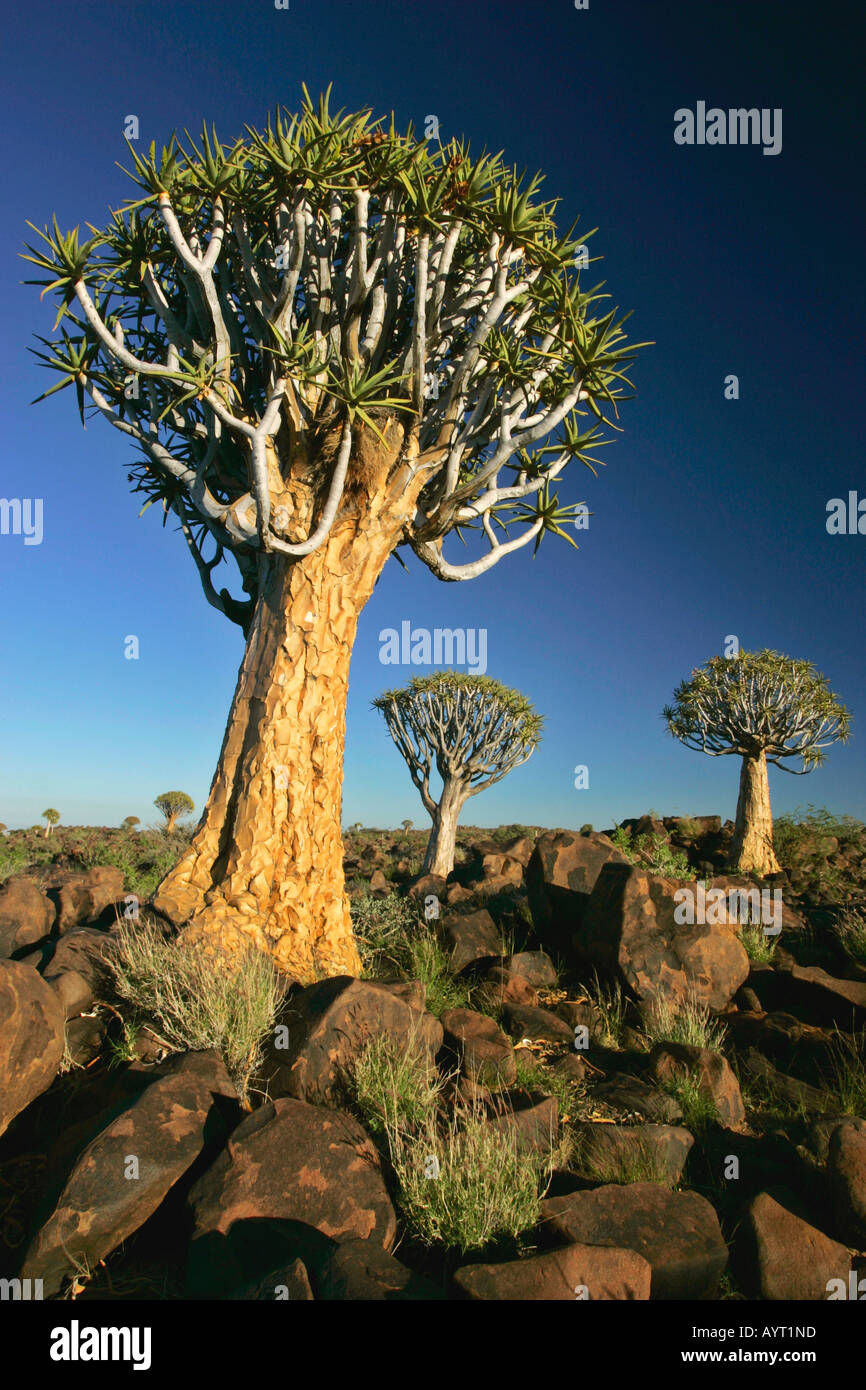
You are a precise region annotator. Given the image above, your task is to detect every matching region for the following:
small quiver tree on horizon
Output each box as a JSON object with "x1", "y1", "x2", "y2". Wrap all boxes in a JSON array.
[
  {"x1": 663, "y1": 649, "x2": 851, "y2": 876},
  {"x1": 374, "y1": 672, "x2": 543, "y2": 877},
  {"x1": 154, "y1": 791, "x2": 195, "y2": 834},
  {"x1": 23, "y1": 85, "x2": 644, "y2": 981},
  {"x1": 42, "y1": 808, "x2": 60, "y2": 838}
]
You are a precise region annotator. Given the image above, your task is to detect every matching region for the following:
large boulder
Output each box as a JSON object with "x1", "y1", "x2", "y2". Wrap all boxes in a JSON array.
[
  {"x1": 437, "y1": 909, "x2": 503, "y2": 973},
  {"x1": 527, "y1": 831, "x2": 630, "y2": 950},
  {"x1": 575, "y1": 864, "x2": 749, "y2": 1011},
  {"x1": 20, "y1": 1049, "x2": 239, "y2": 1297},
  {"x1": 539, "y1": 1182, "x2": 728, "y2": 1299},
  {"x1": 54, "y1": 867, "x2": 125, "y2": 933},
  {"x1": 738, "y1": 1191, "x2": 850, "y2": 1300},
  {"x1": 187, "y1": 1099, "x2": 397, "y2": 1297},
  {"x1": 827, "y1": 1120, "x2": 866, "y2": 1246},
  {"x1": 0, "y1": 958, "x2": 66, "y2": 1138},
  {"x1": 0, "y1": 878, "x2": 55, "y2": 957},
  {"x1": 454, "y1": 1242, "x2": 651, "y2": 1301},
  {"x1": 259, "y1": 977, "x2": 442, "y2": 1105}
]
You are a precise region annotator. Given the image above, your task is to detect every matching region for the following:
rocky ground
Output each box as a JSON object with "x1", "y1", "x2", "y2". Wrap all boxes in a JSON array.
[{"x1": 1, "y1": 812, "x2": 865, "y2": 1301}]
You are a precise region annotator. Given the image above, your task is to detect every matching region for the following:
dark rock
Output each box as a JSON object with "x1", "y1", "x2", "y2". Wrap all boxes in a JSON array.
[
  {"x1": 230, "y1": 1258, "x2": 315, "y2": 1300},
  {"x1": 501, "y1": 1002, "x2": 574, "y2": 1044},
  {"x1": 506, "y1": 951, "x2": 558, "y2": 988},
  {"x1": 592, "y1": 1074, "x2": 684, "y2": 1124},
  {"x1": 48, "y1": 968, "x2": 94, "y2": 1020},
  {"x1": 575, "y1": 864, "x2": 749, "y2": 1011},
  {"x1": 440, "y1": 1007, "x2": 516, "y2": 1087},
  {"x1": 438, "y1": 909, "x2": 502, "y2": 973},
  {"x1": 454, "y1": 1241, "x2": 651, "y2": 1300},
  {"x1": 55, "y1": 867, "x2": 125, "y2": 932},
  {"x1": 188, "y1": 1099, "x2": 397, "y2": 1297},
  {"x1": 573, "y1": 1122, "x2": 694, "y2": 1184},
  {"x1": 473, "y1": 965, "x2": 538, "y2": 1010},
  {"x1": 539, "y1": 1182, "x2": 728, "y2": 1299},
  {"x1": 827, "y1": 1120, "x2": 866, "y2": 1246},
  {"x1": 527, "y1": 831, "x2": 630, "y2": 950},
  {"x1": 0, "y1": 878, "x2": 55, "y2": 956},
  {"x1": 64, "y1": 1013, "x2": 106, "y2": 1066},
  {"x1": 259, "y1": 977, "x2": 442, "y2": 1105},
  {"x1": 738, "y1": 1191, "x2": 850, "y2": 1300},
  {"x1": 0, "y1": 958, "x2": 66, "y2": 1138},
  {"x1": 314, "y1": 1238, "x2": 447, "y2": 1300},
  {"x1": 649, "y1": 1043, "x2": 745, "y2": 1129},
  {"x1": 485, "y1": 1091, "x2": 558, "y2": 1156},
  {"x1": 21, "y1": 1049, "x2": 239, "y2": 1296}
]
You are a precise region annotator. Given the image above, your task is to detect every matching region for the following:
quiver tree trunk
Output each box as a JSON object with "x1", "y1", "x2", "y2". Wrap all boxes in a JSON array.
[
  {"x1": 421, "y1": 778, "x2": 468, "y2": 878},
  {"x1": 729, "y1": 749, "x2": 781, "y2": 876},
  {"x1": 153, "y1": 421, "x2": 422, "y2": 981}
]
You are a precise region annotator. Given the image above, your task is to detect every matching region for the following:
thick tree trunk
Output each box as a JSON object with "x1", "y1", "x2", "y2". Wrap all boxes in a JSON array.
[
  {"x1": 422, "y1": 779, "x2": 467, "y2": 878},
  {"x1": 153, "y1": 420, "x2": 422, "y2": 981},
  {"x1": 729, "y1": 750, "x2": 781, "y2": 875}
]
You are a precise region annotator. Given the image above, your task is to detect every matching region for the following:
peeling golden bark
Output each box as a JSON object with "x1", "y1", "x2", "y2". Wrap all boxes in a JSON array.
[
  {"x1": 729, "y1": 750, "x2": 781, "y2": 876},
  {"x1": 153, "y1": 419, "x2": 423, "y2": 981}
]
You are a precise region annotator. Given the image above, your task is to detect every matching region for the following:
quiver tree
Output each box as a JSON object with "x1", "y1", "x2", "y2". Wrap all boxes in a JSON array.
[
  {"x1": 374, "y1": 672, "x2": 542, "y2": 876},
  {"x1": 663, "y1": 650, "x2": 850, "y2": 875},
  {"x1": 42, "y1": 808, "x2": 60, "y2": 838},
  {"x1": 24, "y1": 87, "x2": 644, "y2": 980},
  {"x1": 154, "y1": 791, "x2": 195, "y2": 833}
]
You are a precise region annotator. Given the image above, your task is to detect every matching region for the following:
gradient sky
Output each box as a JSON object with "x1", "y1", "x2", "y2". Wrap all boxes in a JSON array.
[{"x1": 1, "y1": 0, "x2": 863, "y2": 833}]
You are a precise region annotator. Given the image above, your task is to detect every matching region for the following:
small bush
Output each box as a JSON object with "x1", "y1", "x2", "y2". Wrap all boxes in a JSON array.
[
  {"x1": 351, "y1": 892, "x2": 416, "y2": 979},
  {"x1": 660, "y1": 1071, "x2": 719, "y2": 1131},
  {"x1": 407, "y1": 931, "x2": 472, "y2": 1015},
  {"x1": 349, "y1": 1030, "x2": 444, "y2": 1136},
  {"x1": 824, "y1": 1028, "x2": 866, "y2": 1117},
  {"x1": 835, "y1": 908, "x2": 866, "y2": 966},
  {"x1": 575, "y1": 1132, "x2": 674, "y2": 1186},
  {"x1": 739, "y1": 924, "x2": 777, "y2": 963},
  {"x1": 385, "y1": 1101, "x2": 550, "y2": 1253},
  {"x1": 512, "y1": 1056, "x2": 586, "y2": 1122},
  {"x1": 581, "y1": 971, "x2": 629, "y2": 1050},
  {"x1": 641, "y1": 993, "x2": 727, "y2": 1052},
  {"x1": 106, "y1": 915, "x2": 285, "y2": 1102}
]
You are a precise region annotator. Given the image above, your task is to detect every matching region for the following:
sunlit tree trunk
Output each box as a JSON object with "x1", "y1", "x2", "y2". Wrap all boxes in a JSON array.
[
  {"x1": 729, "y1": 750, "x2": 781, "y2": 875},
  {"x1": 421, "y1": 778, "x2": 467, "y2": 878},
  {"x1": 153, "y1": 422, "x2": 422, "y2": 981}
]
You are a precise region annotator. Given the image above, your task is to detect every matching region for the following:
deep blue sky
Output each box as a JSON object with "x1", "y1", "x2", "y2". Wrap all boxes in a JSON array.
[{"x1": 1, "y1": 0, "x2": 863, "y2": 832}]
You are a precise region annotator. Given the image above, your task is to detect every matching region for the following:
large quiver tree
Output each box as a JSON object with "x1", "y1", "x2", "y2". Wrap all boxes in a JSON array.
[
  {"x1": 24, "y1": 87, "x2": 644, "y2": 980},
  {"x1": 663, "y1": 649, "x2": 850, "y2": 875},
  {"x1": 374, "y1": 672, "x2": 542, "y2": 876}
]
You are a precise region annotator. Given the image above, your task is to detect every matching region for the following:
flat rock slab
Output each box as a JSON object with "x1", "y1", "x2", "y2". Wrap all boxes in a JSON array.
[
  {"x1": 592, "y1": 1075, "x2": 684, "y2": 1124},
  {"x1": 21, "y1": 1049, "x2": 239, "y2": 1296},
  {"x1": 188, "y1": 1097, "x2": 397, "y2": 1296},
  {"x1": 0, "y1": 958, "x2": 66, "y2": 1138},
  {"x1": 539, "y1": 1182, "x2": 728, "y2": 1300},
  {"x1": 454, "y1": 1241, "x2": 651, "y2": 1300}
]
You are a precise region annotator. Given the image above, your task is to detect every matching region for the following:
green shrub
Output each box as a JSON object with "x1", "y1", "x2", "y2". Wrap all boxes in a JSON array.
[
  {"x1": 835, "y1": 908, "x2": 866, "y2": 966},
  {"x1": 407, "y1": 931, "x2": 472, "y2": 1015},
  {"x1": 512, "y1": 1056, "x2": 586, "y2": 1120},
  {"x1": 580, "y1": 971, "x2": 629, "y2": 1050},
  {"x1": 349, "y1": 1031, "x2": 444, "y2": 1136},
  {"x1": 575, "y1": 1132, "x2": 674, "y2": 1186},
  {"x1": 739, "y1": 924, "x2": 777, "y2": 963},
  {"x1": 106, "y1": 915, "x2": 285, "y2": 1102},
  {"x1": 384, "y1": 1101, "x2": 550, "y2": 1253},
  {"x1": 660, "y1": 1071, "x2": 719, "y2": 1131},
  {"x1": 824, "y1": 1028, "x2": 866, "y2": 1117},
  {"x1": 641, "y1": 993, "x2": 727, "y2": 1052},
  {"x1": 351, "y1": 891, "x2": 417, "y2": 979}
]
